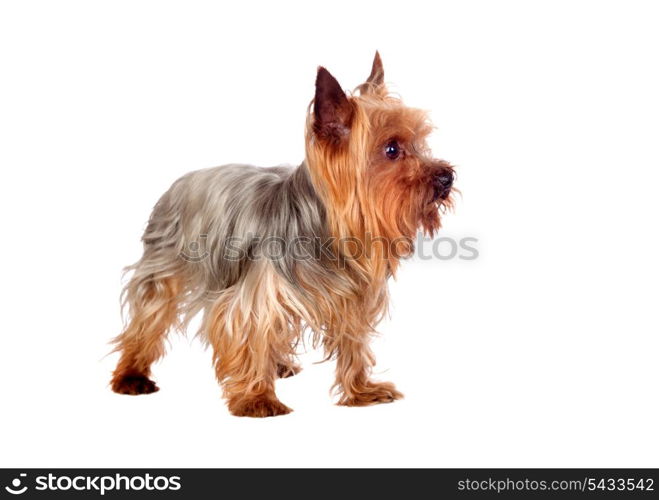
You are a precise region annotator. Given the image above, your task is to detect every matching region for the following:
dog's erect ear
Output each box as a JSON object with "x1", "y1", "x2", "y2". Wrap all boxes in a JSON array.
[
  {"x1": 358, "y1": 51, "x2": 386, "y2": 95},
  {"x1": 366, "y1": 51, "x2": 385, "y2": 87},
  {"x1": 313, "y1": 67, "x2": 353, "y2": 142}
]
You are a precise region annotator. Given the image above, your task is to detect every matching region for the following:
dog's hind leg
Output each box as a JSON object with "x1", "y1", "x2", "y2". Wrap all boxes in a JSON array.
[
  {"x1": 110, "y1": 271, "x2": 182, "y2": 395},
  {"x1": 206, "y1": 298, "x2": 293, "y2": 417},
  {"x1": 205, "y1": 263, "x2": 297, "y2": 417}
]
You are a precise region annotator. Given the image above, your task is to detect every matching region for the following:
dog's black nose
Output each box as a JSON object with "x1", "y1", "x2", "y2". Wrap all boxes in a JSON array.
[
  {"x1": 432, "y1": 169, "x2": 454, "y2": 201},
  {"x1": 436, "y1": 171, "x2": 453, "y2": 188}
]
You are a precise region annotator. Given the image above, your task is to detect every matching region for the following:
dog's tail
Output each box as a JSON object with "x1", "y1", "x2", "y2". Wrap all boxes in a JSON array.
[{"x1": 116, "y1": 188, "x2": 188, "y2": 343}]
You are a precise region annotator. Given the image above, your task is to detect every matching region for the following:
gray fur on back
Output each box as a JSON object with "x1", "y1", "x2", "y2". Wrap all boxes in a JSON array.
[{"x1": 127, "y1": 162, "x2": 330, "y2": 325}]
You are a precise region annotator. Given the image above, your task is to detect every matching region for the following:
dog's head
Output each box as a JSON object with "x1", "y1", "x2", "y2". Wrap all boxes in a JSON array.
[{"x1": 306, "y1": 52, "x2": 455, "y2": 261}]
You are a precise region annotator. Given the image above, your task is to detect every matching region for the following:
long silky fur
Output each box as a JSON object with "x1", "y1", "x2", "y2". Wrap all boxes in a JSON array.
[{"x1": 111, "y1": 55, "x2": 454, "y2": 416}]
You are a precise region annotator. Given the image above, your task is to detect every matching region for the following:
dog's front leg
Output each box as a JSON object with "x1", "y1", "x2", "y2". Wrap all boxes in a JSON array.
[{"x1": 330, "y1": 333, "x2": 403, "y2": 406}]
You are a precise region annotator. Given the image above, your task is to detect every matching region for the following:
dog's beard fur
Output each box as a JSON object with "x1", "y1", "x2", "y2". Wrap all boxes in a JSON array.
[{"x1": 111, "y1": 52, "x2": 455, "y2": 417}]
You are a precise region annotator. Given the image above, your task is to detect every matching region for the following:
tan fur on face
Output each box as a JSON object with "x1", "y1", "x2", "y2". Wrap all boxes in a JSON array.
[
  {"x1": 305, "y1": 88, "x2": 454, "y2": 282},
  {"x1": 360, "y1": 96, "x2": 454, "y2": 243}
]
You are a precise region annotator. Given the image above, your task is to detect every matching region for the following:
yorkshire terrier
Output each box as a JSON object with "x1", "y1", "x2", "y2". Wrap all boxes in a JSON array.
[{"x1": 110, "y1": 52, "x2": 455, "y2": 417}]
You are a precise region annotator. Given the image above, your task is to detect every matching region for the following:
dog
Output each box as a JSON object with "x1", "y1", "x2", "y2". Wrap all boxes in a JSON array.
[{"x1": 110, "y1": 52, "x2": 455, "y2": 417}]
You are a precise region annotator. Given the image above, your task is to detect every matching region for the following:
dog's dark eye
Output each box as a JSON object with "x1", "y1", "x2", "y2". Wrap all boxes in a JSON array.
[{"x1": 385, "y1": 141, "x2": 401, "y2": 160}]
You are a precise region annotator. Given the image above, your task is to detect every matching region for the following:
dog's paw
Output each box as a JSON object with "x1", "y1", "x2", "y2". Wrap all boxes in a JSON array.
[
  {"x1": 276, "y1": 363, "x2": 302, "y2": 379},
  {"x1": 229, "y1": 396, "x2": 292, "y2": 418},
  {"x1": 111, "y1": 373, "x2": 159, "y2": 395},
  {"x1": 337, "y1": 381, "x2": 403, "y2": 407}
]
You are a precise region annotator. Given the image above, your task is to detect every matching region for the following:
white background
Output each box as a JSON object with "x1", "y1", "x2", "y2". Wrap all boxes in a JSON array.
[{"x1": 1, "y1": 0, "x2": 658, "y2": 467}]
